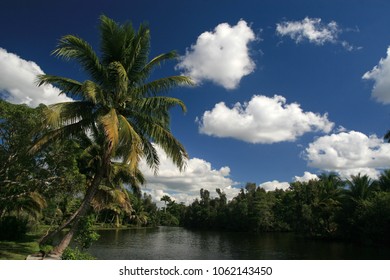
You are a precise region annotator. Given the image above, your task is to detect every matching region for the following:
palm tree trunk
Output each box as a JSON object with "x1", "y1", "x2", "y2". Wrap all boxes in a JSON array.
[
  {"x1": 50, "y1": 171, "x2": 103, "y2": 257},
  {"x1": 50, "y1": 144, "x2": 113, "y2": 257},
  {"x1": 39, "y1": 203, "x2": 84, "y2": 245}
]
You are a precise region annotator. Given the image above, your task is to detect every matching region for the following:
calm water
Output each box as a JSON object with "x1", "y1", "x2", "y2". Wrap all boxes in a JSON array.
[{"x1": 87, "y1": 226, "x2": 390, "y2": 260}]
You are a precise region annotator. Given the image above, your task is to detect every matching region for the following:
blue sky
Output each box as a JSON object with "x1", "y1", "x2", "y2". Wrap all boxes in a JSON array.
[{"x1": 2, "y1": 0, "x2": 390, "y2": 204}]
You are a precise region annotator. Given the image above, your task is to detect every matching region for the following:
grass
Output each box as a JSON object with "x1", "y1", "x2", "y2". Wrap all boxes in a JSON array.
[
  {"x1": 0, "y1": 225, "x2": 52, "y2": 260},
  {"x1": 0, "y1": 233, "x2": 40, "y2": 260}
]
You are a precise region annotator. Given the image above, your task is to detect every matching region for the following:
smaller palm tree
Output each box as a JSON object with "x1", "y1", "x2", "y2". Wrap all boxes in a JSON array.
[
  {"x1": 346, "y1": 173, "x2": 375, "y2": 202},
  {"x1": 378, "y1": 169, "x2": 390, "y2": 192},
  {"x1": 161, "y1": 195, "x2": 172, "y2": 213}
]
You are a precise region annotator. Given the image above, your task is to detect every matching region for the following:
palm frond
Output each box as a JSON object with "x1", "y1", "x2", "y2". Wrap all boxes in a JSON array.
[
  {"x1": 30, "y1": 118, "x2": 92, "y2": 154},
  {"x1": 100, "y1": 15, "x2": 135, "y2": 66},
  {"x1": 141, "y1": 139, "x2": 160, "y2": 174},
  {"x1": 15, "y1": 191, "x2": 47, "y2": 219},
  {"x1": 136, "y1": 75, "x2": 194, "y2": 96},
  {"x1": 139, "y1": 96, "x2": 187, "y2": 113},
  {"x1": 108, "y1": 61, "x2": 129, "y2": 101},
  {"x1": 81, "y1": 80, "x2": 106, "y2": 104},
  {"x1": 126, "y1": 23, "x2": 150, "y2": 75},
  {"x1": 140, "y1": 51, "x2": 178, "y2": 79},
  {"x1": 116, "y1": 114, "x2": 143, "y2": 172},
  {"x1": 149, "y1": 123, "x2": 188, "y2": 171},
  {"x1": 99, "y1": 108, "x2": 119, "y2": 150},
  {"x1": 37, "y1": 75, "x2": 82, "y2": 97},
  {"x1": 42, "y1": 101, "x2": 94, "y2": 128},
  {"x1": 53, "y1": 35, "x2": 104, "y2": 82}
]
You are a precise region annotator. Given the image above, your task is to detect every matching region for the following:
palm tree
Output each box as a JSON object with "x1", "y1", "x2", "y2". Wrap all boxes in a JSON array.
[
  {"x1": 31, "y1": 15, "x2": 193, "y2": 256},
  {"x1": 92, "y1": 186, "x2": 132, "y2": 227},
  {"x1": 316, "y1": 173, "x2": 344, "y2": 234},
  {"x1": 378, "y1": 169, "x2": 390, "y2": 192},
  {"x1": 345, "y1": 173, "x2": 375, "y2": 202},
  {"x1": 160, "y1": 195, "x2": 171, "y2": 213}
]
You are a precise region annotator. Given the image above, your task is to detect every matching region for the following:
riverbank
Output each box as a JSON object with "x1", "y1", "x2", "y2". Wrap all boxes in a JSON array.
[{"x1": 0, "y1": 224, "x2": 149, "y2": 260}]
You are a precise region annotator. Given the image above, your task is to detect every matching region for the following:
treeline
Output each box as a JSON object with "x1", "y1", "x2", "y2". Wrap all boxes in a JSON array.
[
  {"x1": 183, "y1": 175, "x2": 390, "y2": 247},
  {"x1": 1, "y1": 100, "x2": 390, "y2": 248}
]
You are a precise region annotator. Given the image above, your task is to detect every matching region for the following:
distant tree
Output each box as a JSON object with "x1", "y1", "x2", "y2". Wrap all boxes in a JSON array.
[
  {"x1": 378, "y1": 170, "x2": 390, "y2": 192},
  {"x1": 160, "y1": 195, "x2": 172, "y2": 213}
]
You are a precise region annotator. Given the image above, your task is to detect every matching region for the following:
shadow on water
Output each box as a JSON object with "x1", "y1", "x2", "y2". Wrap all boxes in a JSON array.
[{"x1": 87, "y1": 226, "x2": 390, "y2": 260}]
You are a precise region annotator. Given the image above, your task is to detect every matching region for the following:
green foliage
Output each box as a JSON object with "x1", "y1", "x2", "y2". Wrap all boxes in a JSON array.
[
  {"x1": 0, "y1": 101, "x2": 46, "y2": 219},
  {"x1": 62, "y1": 247, "x2": 95, "y2": 260},
  {"x1": 183, "y1": 171, "x2": 390, "y2": 247},
  {"x1": 39, "y1": 244, "x2": 54, "y2": 255},
  {"x1": 75, "y1": 215, "x2": 100, "y2": 249}
]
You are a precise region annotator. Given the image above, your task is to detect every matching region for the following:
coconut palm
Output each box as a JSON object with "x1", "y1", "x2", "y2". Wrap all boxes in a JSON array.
[
  {"x1": 31, "y1": 15, "x2": 193, "y2": 256},
  {"x1": 160, "y1": 195, "x2": 172, "y2": 213},
  {"x1": 378, "y1": 169, "x2": 390, "y2": 192},
  {"x1": 345, "y1": 173, "x2": 375, "y2": 202}
]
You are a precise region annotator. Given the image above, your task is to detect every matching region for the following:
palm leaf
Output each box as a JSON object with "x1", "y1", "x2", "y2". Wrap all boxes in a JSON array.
[
  {"x1": 117, "y1": 114, "x2": 143, "y2": 172},
  {"x1": 42, "y1": 101, "x2": 94, "y2": 128},
  {"x1": 137, "y1": 76, "x2": 194, "y2": 96},
  {"x1": 108, "y1": 61, "x2": 129, "y2": 101},
  {"x1": 149, "y1": 123, "x2": 188, "y2": 171},
  {"x1": 99, "y1": 108, "x2": 119, "y2": 150},
  {"x1": 126, "y1": 23, "x2": 150, "y2": 76},
  {"x1": 37, "y1": 75, "x2": 82, "y2": 97},
  {"x1": 53, "y1": 35, "x2": 104, "y2": 82},
  {"x1": 81, "y1": 80, "x2": 105, "y2": 104},
  {"x1": 30, "y1": 117, "x2": 92, "y2": 154},
  {"x1": 100, "y1": 15, "x2": 134, "y2": 66}
]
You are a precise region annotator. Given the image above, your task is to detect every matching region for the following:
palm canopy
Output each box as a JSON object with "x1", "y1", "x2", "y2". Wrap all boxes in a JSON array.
[{"x1": 33, "y1": 15, "x2": 193, "y2": 175}]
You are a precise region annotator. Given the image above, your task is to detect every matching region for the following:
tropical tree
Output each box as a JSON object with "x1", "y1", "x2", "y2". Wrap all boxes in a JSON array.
[
  {"x1": 160, "y1": 195, "x2": 172, "y2": 213},
  {"x1": 378, "y1": 169, "x2": 390, "y2": 192},
  {"x1": 345, "y1": 173, "x2": 375, "y2": 202},
  {"x1": 0, "y1": 101, "x2": 46, "y2": 219},
  {"x1": 31, "y1": 15, "x2": 193, "y2": 256}
]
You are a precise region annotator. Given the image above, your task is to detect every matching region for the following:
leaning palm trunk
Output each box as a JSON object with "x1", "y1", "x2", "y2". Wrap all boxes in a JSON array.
[{"x1": 50, "y1": 145, "x2": 112, "y2": 257}]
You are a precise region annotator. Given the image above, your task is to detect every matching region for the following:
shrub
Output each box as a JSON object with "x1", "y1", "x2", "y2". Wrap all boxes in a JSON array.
[{"x1": 62, "y1": 247, "x2": 95, "y2": 260}]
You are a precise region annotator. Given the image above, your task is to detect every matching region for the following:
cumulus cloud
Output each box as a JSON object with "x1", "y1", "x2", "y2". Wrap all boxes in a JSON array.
[
  {"x1": 0, "y1": 48, "x2": 72, "y2": 107},
  {"x1": 276, "y1": 17, "x2": 355, "y2": 50},
  {"x1": 198, "y1": 94, "x2": 334, "y2": 144},
  {"x1": 304, "y1": 130, "x2": 390, "y2": 179},
  {"x1": 293, "y1": 171, "x2": 319, "y2": 182},
  {"x1": 139, "y1": 145, "x2": 239, "y2": 205},
  {"x1": 176, "y1": 20, "x2": 256, "y2": 89},
  {"x1": 259, "y1": 180, "x2": 290, "y2": 192},
  {"x1": 362, "y1": 46, "x2": 390, "y2": 104}
]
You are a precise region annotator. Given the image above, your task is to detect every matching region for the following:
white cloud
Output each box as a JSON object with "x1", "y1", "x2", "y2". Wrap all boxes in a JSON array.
[
  {"x1": 293, "y1": 171, "x2": 319, "y2": 182},
  {"x1": 176, "y1": 20, "x2": 256, "y2": 89},
  {"x1": 139, "y1": 145, "x2": 239, "y2": 205},
  {"x1": 304, "y1": 130, "x2": 390, "y2": 179},
  {"x1": 276, "y1": 17, "x2": 356, "y2": 50},
  {"x1": 362, "y1": 46, "x2": 390, "y2": 104},
  {"x1": 0, "y1": 48, "x2": 72, "y2": 107},
  {"x1": 198, "y1": 94, "x2": 334, "y2": 144},
  {"x1": 259, "y1": 180, "x2": 290, "y2": 192}
]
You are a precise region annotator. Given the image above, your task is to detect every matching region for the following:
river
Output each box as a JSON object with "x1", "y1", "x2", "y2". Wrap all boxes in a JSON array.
[{"x1": 87, "y1": 226, "x2": 390, "y2": 259}]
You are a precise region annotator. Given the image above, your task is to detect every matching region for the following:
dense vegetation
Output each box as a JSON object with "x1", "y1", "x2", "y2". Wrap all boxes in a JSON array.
[
  {"x1": 184, "y1": 176, "x2": 390, "y2": 247},
  {"x1": 2, "y1": 99, "x2": 390, "y2": 255}
]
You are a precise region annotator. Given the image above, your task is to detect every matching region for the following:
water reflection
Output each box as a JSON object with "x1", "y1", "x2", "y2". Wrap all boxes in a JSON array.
[{"x1": 87, "y1": 226, "x2": 390, "y2": 260}]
